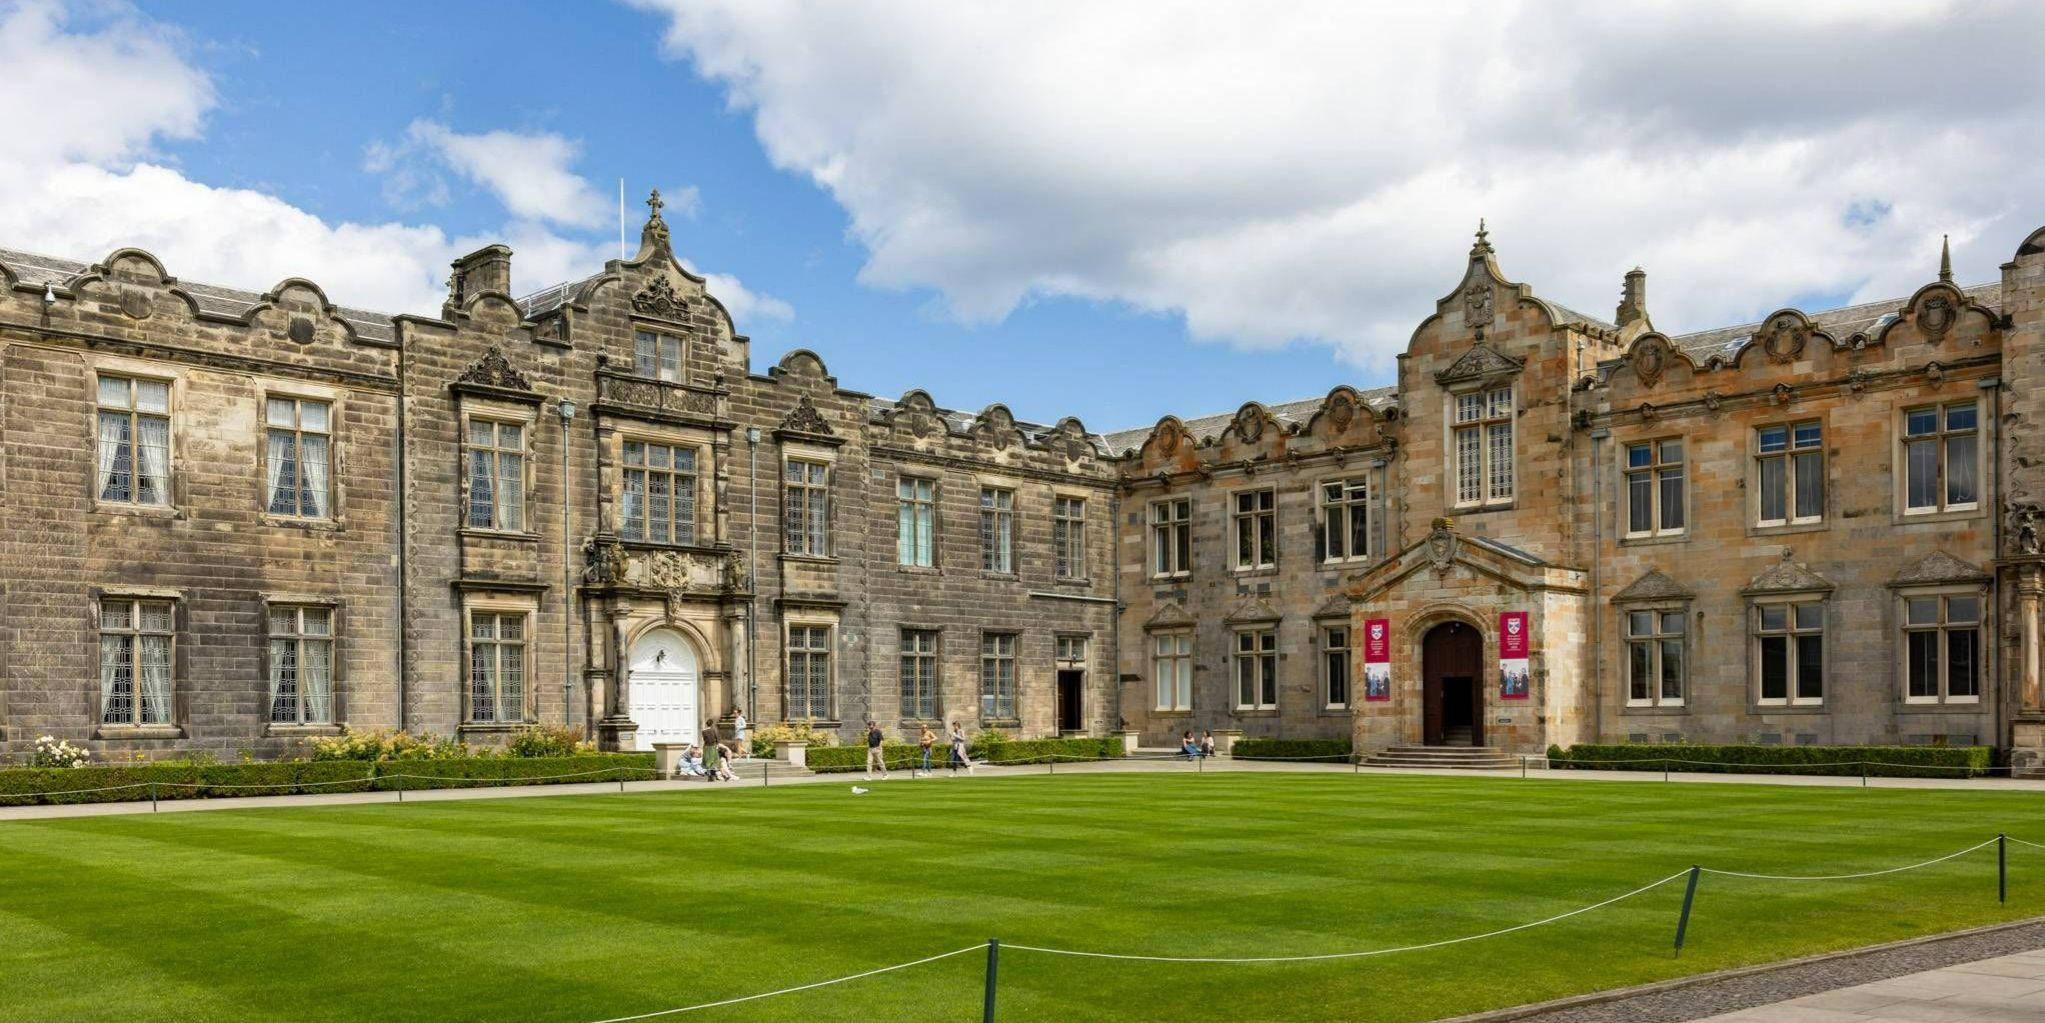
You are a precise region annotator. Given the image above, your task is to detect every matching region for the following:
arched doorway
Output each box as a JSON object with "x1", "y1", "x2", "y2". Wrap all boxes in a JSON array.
[
  {"x1": 1421, "y1": 620, "x2": 1483, "y2": 747},
  {"x1": 628, "y1": 628, "x2": 701, "y2": 752}
]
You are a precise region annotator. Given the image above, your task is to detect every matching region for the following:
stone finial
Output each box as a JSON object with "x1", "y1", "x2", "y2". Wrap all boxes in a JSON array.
[
  {"x1": 1939, "y1": 234, "x2": 1953, "y2": 284},
  {"x1": 640, "y1": 188, "x2": 672, "y2": 255},
  {"x1": 1470, "y1": 218, "x2": 1493, "y2": 258}
]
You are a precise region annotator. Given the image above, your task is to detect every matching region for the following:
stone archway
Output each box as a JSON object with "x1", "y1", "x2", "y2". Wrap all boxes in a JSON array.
[
  {"x1": 627, "y1": 628, "x2": 701, "y2": 752},
  {"x1": 1421, "y1": 620, "x2": 1483, "y2": 747}
]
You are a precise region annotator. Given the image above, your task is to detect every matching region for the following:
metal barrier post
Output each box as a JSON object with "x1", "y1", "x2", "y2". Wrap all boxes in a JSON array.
[
  {"x1": 1049, "y1": 755, "x2": 1055, "y2": 776},
  {"x1": 763, "y1": 761, "x2": 770, "y2": 787},
  {"x1": 982, "y1": 938, "x2": 1000, "y2": 1023},
  {"x1": 396, "y1": 772, "x2": 405, "y2": 802},
  {"x1": 1862, "y1": 763, "x2": 1868, "y2": 788},
  {"x1": 1521, "y1": 756, "x2": 1528, "y2": 779},
  {"x1": 620, "y1": 772, "x2": 626, "y2": 793},
  {"x1": 1999, "y1": 833, "x2": 2008, "y2": 904},
  {"x1": 1673, "y1": 865, "x2": 1701, "y2": 956},
  {"x1": 150, "y1": 782, "x2": 158, "y2": 813},
  {"x1": 1663, "y1": 759, "x2": 1670, "y2": 783}
]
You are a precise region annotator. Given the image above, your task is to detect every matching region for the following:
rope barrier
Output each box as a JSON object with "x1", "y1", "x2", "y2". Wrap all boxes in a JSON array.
[
  {"x1": 1003, "y1": 870, "x2": 1694, "y2": 964},
  {"x1": 579, "y1": 944, "x2": 985, "y2": 1023},
  {"x1": 1998, "y1": 835, "x2": 2045, "y2": 852},
  {"x1": 1696, "y1": 838, "x2": 2000, "y2": 881}
]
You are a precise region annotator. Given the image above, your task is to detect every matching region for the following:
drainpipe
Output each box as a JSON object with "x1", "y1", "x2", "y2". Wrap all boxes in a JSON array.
[
  {"x1": 394, "y1": 334, "x2": 409, "y2": 733},
  {"x1": 1986, "y1": 377, "x2": 2004, "y2": 751},
  {"x1": 746, "y1": 426, "x2": 760, "y2": 723},
  {"x1": 559, "y1": 398, "x2": 577, "y2": 730},
  {"x1": 1590, "y1": 427, "x2": 1608, "y2": 742}
]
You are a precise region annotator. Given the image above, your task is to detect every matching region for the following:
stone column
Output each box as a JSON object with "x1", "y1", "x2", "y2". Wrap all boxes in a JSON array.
[{"x1": 597, "y1": 605, "x2": 638, "y2": 751}]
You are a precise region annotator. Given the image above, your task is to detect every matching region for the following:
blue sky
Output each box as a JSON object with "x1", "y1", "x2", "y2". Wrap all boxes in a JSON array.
[
  {"x1": 4, "y1": 2, "x2": 2041, "y2": 434},
  {"x1": 115, "y1": 1, "x2": 1357, "y2": 431}
]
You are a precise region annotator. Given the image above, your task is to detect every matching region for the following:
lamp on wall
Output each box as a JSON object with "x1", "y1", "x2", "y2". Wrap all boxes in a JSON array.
[{"x1": 557, "y1": 398, "x2": 577, "y2": 421}]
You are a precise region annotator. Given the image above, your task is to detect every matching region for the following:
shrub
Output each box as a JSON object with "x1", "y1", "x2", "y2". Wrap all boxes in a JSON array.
[
  {"x1": 1230, "y1": 738, "x2": 1354, "y2": 762},
  {"x1": 804, "y1": 736, "x2": 1123, "y2": 773},
  {"x1": 307, "y1": 729, "x2": 473, "y2": 762},
  {"x1": 29, "y1": 735, "x2": 90, "y2": 769},
  {"x1": 1547, "y1": 742, "x2": 1994, "y2": 779},
  {"x1": 748, "y1": 720, "x2": 840, "y2": 759},
  {"x1": 505, "y1": 726, "x2": 591, "y2": 758}
]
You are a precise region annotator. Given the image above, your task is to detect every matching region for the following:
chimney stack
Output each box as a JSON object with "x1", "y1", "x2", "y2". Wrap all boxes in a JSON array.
[
  {"x1": 1615, "y1": 266, "x2": 1651, "y2": 341},
  {"x1": 448, "y1": 244, "x2": 513, "y2": 308}
]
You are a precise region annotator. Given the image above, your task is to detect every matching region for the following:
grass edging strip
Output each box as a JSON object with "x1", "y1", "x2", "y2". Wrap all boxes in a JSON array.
[{"x1": 1429, "y1": 914, "x2": 2045, "y2": 1023}]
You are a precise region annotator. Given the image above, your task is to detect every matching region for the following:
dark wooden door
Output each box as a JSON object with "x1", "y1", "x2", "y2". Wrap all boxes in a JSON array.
[
  {"x1": 1056, "y1": 670, "x2": 1083, "y2": 734},
  {"x1": 1422, "y1": 621, "x2": 1483, "y2": 746}
]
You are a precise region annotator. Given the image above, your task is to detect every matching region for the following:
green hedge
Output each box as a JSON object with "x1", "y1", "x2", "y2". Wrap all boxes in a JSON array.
[
  {"x1": 805, "y1": 737, "x2": 1124, "y2": 774},
  {"x1": 0, "y1": 754, "x2": 655, "y2": 806},
  {"x1": 1547, "y1": 743, "x2": 1995, "y2": 779},
  {"x1": 1230, "y1": 738, "x2": 1354, "y2": 762},
  {"x1": 368, "y1": 754, "x2": 656, "y2": 791}
]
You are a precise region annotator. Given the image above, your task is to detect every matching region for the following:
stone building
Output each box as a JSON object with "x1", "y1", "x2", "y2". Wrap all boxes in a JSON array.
[{"x1": 1, "y1": 200, "x2": 2043, "y2": 767}]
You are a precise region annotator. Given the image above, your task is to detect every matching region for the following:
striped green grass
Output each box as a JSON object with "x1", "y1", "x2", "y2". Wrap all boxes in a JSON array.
[{"x1": 0, "y1": 773, "x2": 2040, "y2": 1022}]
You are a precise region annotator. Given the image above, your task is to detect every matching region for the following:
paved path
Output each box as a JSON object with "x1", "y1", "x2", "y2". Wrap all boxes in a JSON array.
[
  {"x1": 1692, "y1": 947, "x2": 2045, "y2": 1023},
  {"x1": 3, "y1": 756, "x2": 2044, "y2": 822}
]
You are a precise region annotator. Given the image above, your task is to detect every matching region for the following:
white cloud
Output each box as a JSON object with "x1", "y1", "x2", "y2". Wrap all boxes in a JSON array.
[
  {"x1": 372, "y1": 119, "x2": 613, "y2": 229},
  {"x1": 636, "y1": 0, "x2": 2045, "y2": 371},
  {"x1": 0, "y1": 2, "x2": 789, "y2": 328}
]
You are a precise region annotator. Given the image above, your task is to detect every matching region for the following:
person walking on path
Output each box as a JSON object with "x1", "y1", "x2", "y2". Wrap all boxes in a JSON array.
[
  {"x1": 732, "y1": 709, "x2": 750, "y2": 759},
  {"x1": 947, "y1": 722, "x2": 973, "y2": 776},
  {"x1": 701, "y1": 718, "x2": 722, "y2": 755},
  {"x1": 864, "y1": 721, "x2": 889, "y2": 780},
  {"x1": 703, "y1": 735, "x2": 725, "y2": 782},
  {"x1": 918, "y1": 724, "x2": 936, "y2": 778}
]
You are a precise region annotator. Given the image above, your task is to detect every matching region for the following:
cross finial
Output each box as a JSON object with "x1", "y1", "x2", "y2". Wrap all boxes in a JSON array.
[
  {"x1": 1476, "y1": 218, "x2": 1488, "y2": 244},
  {"x1": 647, "y1": 188, "x2": 665, "y2": 220},
  {"x1": 1939, "y1": 234, "x2": 1953, "y2": 284},
  {"x1": 1470, "y1": 217, "x2": 1494, "y2": 257}
]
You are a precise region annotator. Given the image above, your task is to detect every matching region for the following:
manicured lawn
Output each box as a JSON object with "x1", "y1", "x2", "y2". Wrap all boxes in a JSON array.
[{"x1": 1, "y1": 773, "x2": 2041, "y2": 1023}]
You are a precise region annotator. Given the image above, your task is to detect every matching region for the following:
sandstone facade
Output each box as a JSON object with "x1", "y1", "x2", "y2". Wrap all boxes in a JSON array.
[{"x1": 2, "y1": 203, "x2": 2043, "y2": 766}]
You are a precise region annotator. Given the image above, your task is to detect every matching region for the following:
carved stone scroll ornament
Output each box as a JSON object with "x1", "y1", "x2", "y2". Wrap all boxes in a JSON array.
[
  {"x1": 2013, "y1": 503, "x2": 2044, "y2": 557},
  {"x1": 777, "y1": 395, "x2": 835, "y2": 437},
  {"x1": 1761, "y1": 315, "x2": 1808, "y2": 364},
  {"x1": 631, "y1": 276, "x2": 687, "y2": 319},
  {"x1": 457, "y1": 347, "x2": 534, "y2": 392},
  {"x1": 582, "y1": 537, "x2": 628, "y2": 586}
]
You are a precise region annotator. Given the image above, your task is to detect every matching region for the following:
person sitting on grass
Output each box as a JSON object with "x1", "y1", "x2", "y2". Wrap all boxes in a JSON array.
[
  {"x1": 1181, "y1": 731, "x2": 1200, "y2": 761},
  {"x1": 713, "y1": 742, "x2": 738, "y2": 782},
  {"x1": 680, "y1": 745, "x2": 706, "y2": 779}
]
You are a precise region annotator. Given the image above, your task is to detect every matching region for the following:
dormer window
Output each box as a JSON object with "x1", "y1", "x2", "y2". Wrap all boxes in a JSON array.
[
  {"x1": 1452, "y1": 386, "x2": 1513, "y2": 507},
  {"x1": 634, "y1": 330, "x2": 684, "y2": 383}
]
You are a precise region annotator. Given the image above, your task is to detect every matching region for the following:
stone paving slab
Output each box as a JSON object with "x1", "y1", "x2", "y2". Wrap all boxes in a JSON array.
[{"x1": 1692, "y1": 948, "x2": 2045, "y2": 1022}]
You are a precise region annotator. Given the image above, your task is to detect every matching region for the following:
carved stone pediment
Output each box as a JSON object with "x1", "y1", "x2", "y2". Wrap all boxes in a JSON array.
[
  {"x1": 457, "y1": 347, "x2": 535, "y2": 393},
  {"x1": 1146, "y1": 600, "x2": 1195, "y2": 629},
  {"x1": 1613, "y1": 568, "x2": 1693, "y2": 603},
  {"x1": 1224, "y1": 595, "x2": 1282, "y2": 624},
  {"x1": 777, "y1": 395, "x2": 835, "y2": 438},
  {"x1": 1742, "y1": 553, "x2": 1835, "y2": 595},
  {"x1": 584, "y1": 536, "x2": 745, "y2": 596},
  {"x1": 1891, "y1": 551, "x2": 1991, "y2": 587},
  {"x1": 1312, "y1": 593, "x2": 1353, "y2": 619},
  {"x1": 1434, "y1": 343, "x2": 1524, "y2": 386},
  {"x1": 632, "y1": 275, "x2": 688, "y2": 319}
]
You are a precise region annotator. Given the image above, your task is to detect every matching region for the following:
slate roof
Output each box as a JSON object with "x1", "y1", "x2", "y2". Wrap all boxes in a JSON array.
[
  {"x1": 0, "y1": 247, "x2": 398, "y2": 345},
  {"x1": 1101, "y1": 386, "x2": 1398, "y2": 456},
  {"x1": 1667, "y1": 282, "x2": 2003, "y2": 363},
  {"x1": 517, "y1": 274, "x2": 603, "y2": 319},
  {"x1": 863, "y1": 395, "x2": 1113, "y2": 454}
]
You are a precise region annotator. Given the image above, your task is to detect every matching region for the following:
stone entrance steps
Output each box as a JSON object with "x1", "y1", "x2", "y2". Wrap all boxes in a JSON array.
[{"x1": 1363, "y1": 745, "x2": 1519, "y2": 770}]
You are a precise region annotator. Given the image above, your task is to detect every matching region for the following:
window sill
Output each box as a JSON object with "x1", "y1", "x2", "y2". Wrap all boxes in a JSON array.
[
  {"x1": 1231, "y1": 708, "x2": 1281, "y2": 717},
  {"x1": 459, "y1": 528, "x2": 541, "y2": 543},
  {"x1": 1317, "y1": 558, "x2": 1372, "y2": 572},
  {"x1": 980, "y1": 571, "x2": 1019, "y2": 581},
  {"x1": 262, "y1": 514, "x2": 342, "y2": 532},
  {"x1": 92, "y1": 502, "x2": 180, "y2": 520},
  {"x1": 1751, "y1": 703, "x2": 1827, "y2": 714},
  {"x1": 1618, "y1": 704, "x2": 1688, "y2": 716},
  {"x1": 94, "y1": 725, "x2": 184, "y2": 740},
  {"x1": 1150, "y1": 574, "x2": 1192, "y2": 584},
  {"x1": 266, "y1": 722, "x2": 345, "y2": 737},
  {"x1": 779, "y1": 553, "x2": 839, "y2": 566},
  {"x1": 1450, "y1": 502, "x2": 1517, "y2": 516},
  {"x1": 897, "y1": 564, "x2": 941, "y2": 575},
  {"x1": 1894, "y1": 507, "x2": 1987, "y2": 527},
  {"x1": 1149, "y1": 709, "x2": 1195, "y2": 717},
  {"x1": 1232, "y1": 565, "x2": 1279, "y2": 577},
  {"x1": 1319, "y1": 705, "x2": 1352, "y2": 716},
  {"x1": 458, "y1": 722, "x2": 535, "y2": 735},
  {"x1": 981, "y1": 719, "x2": 1022, "y2": 730},
  {"x1": 1899, "y1": 700, "x2": 1986, "y2": 712},
  {"x1": 785, "y1": 719, "x2": 843, "y2": 730},
  {"x1": 1749, "y1": 520, "x2": 1828, "y2": 539},
  {"x1": 1618, "y1": 532, "x2": 1688, "y2": 548}
]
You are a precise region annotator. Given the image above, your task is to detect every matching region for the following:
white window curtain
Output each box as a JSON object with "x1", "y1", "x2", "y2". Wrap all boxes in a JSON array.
[
  {"x1": 300, "y1": 433, "x2": 330, "y2": 518},
  {"x1": 138, "y1": 633, "x2": 172, "y2": 724},
  {"x1": 268, "y1": 636, "x2": 295, "y2": 721},
  {"x1": 96, "y1": 412, "x2": 127, "y2": 501},
  {"x1": 99, "y1": 634, "x2": 125, "y2": 723},
  {"x1": 265, "y1": 430, "x2": 294, "y2": 514},
  {"x1": 303, "y1": 636, "x2": 333, "y2": 722},
  {"x1": 136, "y1": 416, "x2": 170, "y2": 505}
]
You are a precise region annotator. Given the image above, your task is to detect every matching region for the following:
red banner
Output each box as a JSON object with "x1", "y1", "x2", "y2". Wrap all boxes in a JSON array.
[
  {"x1": 1363, "y1": 618, "x2": 1391, "y2": 701},
  {"x1": 1498, "y1": 611, "x2": 1530, "y2": 699}
]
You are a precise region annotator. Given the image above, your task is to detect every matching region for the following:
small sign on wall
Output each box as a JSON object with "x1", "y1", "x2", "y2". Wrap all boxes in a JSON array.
[
  {"x1": 1498, "y1": 611, "x2": 1530, "y2": 700},
  {"x1": 1363, "y1": 618, "x2": 1392, "y2": 701}
]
